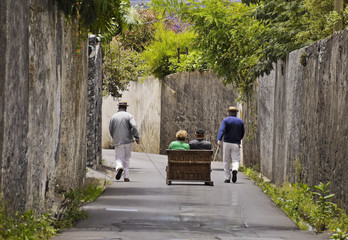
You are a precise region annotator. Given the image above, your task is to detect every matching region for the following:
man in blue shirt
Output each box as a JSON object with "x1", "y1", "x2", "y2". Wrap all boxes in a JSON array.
[{"x1": 217, "y1": 106, "x2": 245, "y2": 183}]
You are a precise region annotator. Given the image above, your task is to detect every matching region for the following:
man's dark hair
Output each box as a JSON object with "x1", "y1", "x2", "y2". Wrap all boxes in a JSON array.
[
  {"x1": 195, "y1": 129, "x2": 205, "y2": 138},
  {"x1": 229, "y1": 111, "x2": 237, "y2": 116}
]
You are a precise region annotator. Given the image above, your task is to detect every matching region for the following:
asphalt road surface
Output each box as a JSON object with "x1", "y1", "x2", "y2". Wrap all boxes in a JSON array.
[{"x1": 52, "y1": 150, "x2": 330, "y2": 240}]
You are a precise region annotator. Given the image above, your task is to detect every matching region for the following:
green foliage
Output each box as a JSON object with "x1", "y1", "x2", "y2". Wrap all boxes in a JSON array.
[
  {"x1": 169, "y1": 51, "x2": 209, "y2": 73},
  {"x1": 101, "y1": 8, "x2": 157, "y2": 98},
  {"x1": 82, "y1": 184, "x2": 105, "y2": 203},
  {"x1": 300, "y1": 51, "x2": 307, "y2": 67},
  {"x1": 331, "y1": 228, "x2": 348, "y2": 240},
  {"x1": 253, "y1": 0, "x2": 307, "y2": 74},
  {"x1": 150, "y1": 0, "x2": 189, "y2": 17},
  {"x1": 141, "y1": 23, "x2": 197, "y2": 79},
  {"x1": 56, "y1": 0, "x2": 141, "y2": 43},
  {"x1": 242, "y1": 0, "x2": 262, "y2": 5},
  {"x1": 344, "y1": 5, "x2": 348, "y2": 25},
  {"x1": 0, "y1": 204, "x2": 57, "y2": 239},
  {"x1": 55, "y1": 184, "x2": 104, "y2": 229},
  {"x1": 151, "y1": 0, "x2": 266, "y2": 99},
  {"x1": 103, "y1": 38, "x2": 145, "y2": 98},
  {"x1": 118, "y1": 9, "x2": 157, "y2": 52},
  {"x1": 0, "y1": 183, "x2": 105, "y2": 239},
  {"x1": 150, "y1": 0, "x2": 348, "y2": 101},
  {"x1": 150, "y1": 0, "x2": 266, "y2": 98},
  {"x1": 299, "y1": 0, "x2": 336, "y2": 42},
  {"x1": 59, "y1": 0, "x2": 348, "y2": 99},
  {"x1": 312, "y1": 182, "x2": 337, "y2": 232},
  {"x1": 243, "y1": 167, "x2": 348, "y2": 235},
  {"x1": 254, "y1": 0, "x2": 347, "y2": 73},
  {"x1": 187, "y1": 0, "x2": 266, "y2": 99}
]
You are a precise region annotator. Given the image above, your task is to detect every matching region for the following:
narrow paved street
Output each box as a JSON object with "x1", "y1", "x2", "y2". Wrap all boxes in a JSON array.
[{"x1": 52, "y1": 150, "x2": 330, "y2": 240}]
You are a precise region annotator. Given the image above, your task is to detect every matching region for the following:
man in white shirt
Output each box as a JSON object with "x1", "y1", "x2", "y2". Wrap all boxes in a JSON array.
[{"x1": 109, "y1": 101, "x2": 140, "y2": 182}]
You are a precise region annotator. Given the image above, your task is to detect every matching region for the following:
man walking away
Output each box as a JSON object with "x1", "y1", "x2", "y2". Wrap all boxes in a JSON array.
[
  {"x1": 189, "y1": 129, "x2": 212, "y2": 150},
  {"x1": 217, "y1": 106, "x2": 245, "y2": 183},
  {"x1": 109, "y1": 101, "x2": 140, "y2": 182}
]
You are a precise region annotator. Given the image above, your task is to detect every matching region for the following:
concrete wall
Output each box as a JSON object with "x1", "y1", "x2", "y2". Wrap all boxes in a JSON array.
[
  {"x1": 102, "y1": 76, "x2": 162, "y2": 154},
  {"x1": 0, "y1": 0, "x2": 88, "y2": 214},
  {"x1": 102, "y1": 97, "x2": 118, "y2": 149},
  {"x1": 243, "y1": 29, "x2": 348, "y2": 210}
]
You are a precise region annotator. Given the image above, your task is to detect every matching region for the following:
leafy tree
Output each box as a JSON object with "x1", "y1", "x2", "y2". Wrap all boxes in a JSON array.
[
  {"x1": 151, "y1": 0, "x2": 265, "y2": 99},
  {"x1": 151, "y1": 0, "x2": 348, "y2": 100},
  {"x1": 169, "y1": 51, "x2": 209, "y2": 73},
  {"x1": 254, "y1": 0, "x2": 347, "y2": 75},
  {"x1": 118, "y1": 9, "x2": 157, "y2": 52},
  {"x1": 188, "y1": 0, "x2": 265, "y2": 98},
  {"x1": 242, "y1": 0, "x2": 262, "y2": 6},
  {"x1": 102, "y1": 8, "x2": 158, "y2": 98},
  {"x1": 56, "y1": 0, "x2": 141, "y2": 43},
  {"x1": 141, "y1": 22, "x2": 197, "y2": 79},
  {"x1": 300, "y1": 0, "x2": 337, "y2": 41},
  {"x1": 253, "y1": 0, "x2": 307, "y2": 74},
  {"x1": 103, "y1": 38, "x2": 144, "y2": 98}
]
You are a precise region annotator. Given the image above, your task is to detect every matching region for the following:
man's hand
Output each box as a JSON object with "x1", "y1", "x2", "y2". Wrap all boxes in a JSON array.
[
  {"x1": 135, "y1": 138, "x2": 140, "y2": 144},
  {"x1": 217, "y1": 140, "x2": 221, "y2": 146}
]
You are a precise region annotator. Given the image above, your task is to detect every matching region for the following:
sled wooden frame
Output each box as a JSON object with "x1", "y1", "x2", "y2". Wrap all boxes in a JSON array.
[{"x1": 165, "y1": 149, "x2": 214, "y2": 186}]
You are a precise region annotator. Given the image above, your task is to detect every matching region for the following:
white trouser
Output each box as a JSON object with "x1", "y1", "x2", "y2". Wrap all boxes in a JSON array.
[
  {"x1": 115, "y1": 143, "x2": 132, "y2": 178},
  {"x1": 223, "y1": 142, "x2": 240, "y2": 180}
]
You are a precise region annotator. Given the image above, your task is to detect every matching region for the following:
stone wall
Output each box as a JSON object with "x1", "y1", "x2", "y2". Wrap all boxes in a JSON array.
[
  {"x1": 0, "y1": 0, "x2": 88, "y2": 214},
  {"x1": 242, "y1": 90, "x2": 259, "y2": 168},
  {"x1": 0, "y1": 0, "x2": 30, "y2": 215},
  {"x1": 160, "y1": 71, "x2": 237, "y2": 156},
  {"x1": 86, "y1": 36, "x2": 103, "y2": 168},
  {"x1": 243, "y1": 29, "x2": 348, "y2": 210}
]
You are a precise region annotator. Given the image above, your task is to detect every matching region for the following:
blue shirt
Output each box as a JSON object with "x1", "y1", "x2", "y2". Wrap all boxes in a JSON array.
[{"x1": 217, "y1": 116, "x2": 245, "y2": 144}]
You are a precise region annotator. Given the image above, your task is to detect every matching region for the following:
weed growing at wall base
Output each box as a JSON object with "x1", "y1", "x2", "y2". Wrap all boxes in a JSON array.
[
  {"x1": 243, "y1": 167, "x2": 348, "y2": 239},
  {"x1": 0, "y1": 183, "x2": 105, "y2": 239},
  {"x1": 54, "y1": 184, "x2": 105, "y2": 229},
  {"x1": 331, "y1": 228, "x2": 348, "y2": 240},
  {"x1": 0, "y1": 204, "x2": 57, "y2": 239}
]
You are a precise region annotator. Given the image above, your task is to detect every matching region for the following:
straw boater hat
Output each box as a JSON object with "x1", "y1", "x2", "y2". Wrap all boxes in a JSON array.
[{"x1": 227, "y1": 106, "x2": 239, "y2": 112}]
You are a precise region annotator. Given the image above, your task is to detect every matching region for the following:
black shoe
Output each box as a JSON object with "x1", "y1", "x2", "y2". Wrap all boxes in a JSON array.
[
  {"x1": 232, "y1": 170, "x2": 238, "y2": 183},
  {"x1": 224, "y1": 179, "x2": 230, "y2": 183},
  {"x1": 115, "y1": 168, "x2": 123, "y2": 180},
  {"x1": 124, "y1": 178, "x2": 130, "y2": 182}
]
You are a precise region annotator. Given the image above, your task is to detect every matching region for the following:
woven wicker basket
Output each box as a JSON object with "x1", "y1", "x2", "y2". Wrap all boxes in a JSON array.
[{"x1": 166, "y1": 150, "x2": 214, "y2": 186}]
